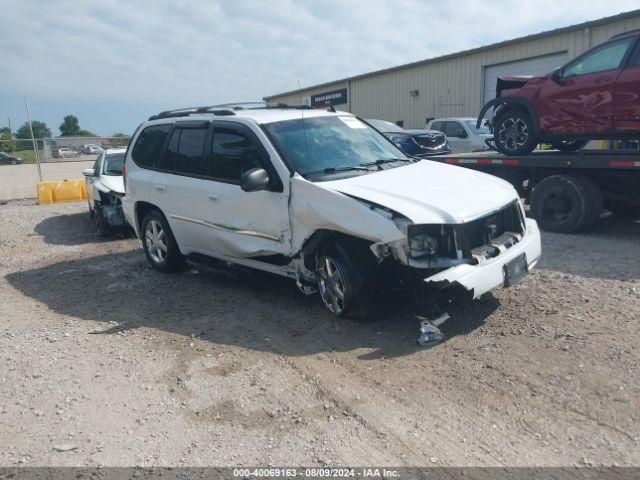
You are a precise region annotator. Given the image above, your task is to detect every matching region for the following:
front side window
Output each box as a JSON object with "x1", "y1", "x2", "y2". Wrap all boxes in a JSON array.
[
  {"x1": 211, "y1": 127, "x2": 265, "y2": 182},
  {"x1": 263, "y1": 115, "x2": 405, "y2": 175},
  {"x1": 563, "y1": 38, "x2": 634, "y2": 78},
  {"x1": 131, "y1": 124, "x2": 171, "y2": 168}
]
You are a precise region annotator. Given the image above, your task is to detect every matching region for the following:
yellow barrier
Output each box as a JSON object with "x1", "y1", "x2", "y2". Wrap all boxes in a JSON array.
[{"x1": 36, "y1": 179, "x2": 87, "y2": 205}]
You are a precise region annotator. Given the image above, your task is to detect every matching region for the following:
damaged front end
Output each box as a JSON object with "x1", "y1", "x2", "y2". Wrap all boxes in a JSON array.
[
  {"x1": 369, "y1": 199, "x2": 540, "y2": 299},
  {"x1": 97, "y1": 189, "x2": 126, "y2": 228}
]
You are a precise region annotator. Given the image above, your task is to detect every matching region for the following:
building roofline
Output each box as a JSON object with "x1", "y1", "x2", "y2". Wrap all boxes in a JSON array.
[{"x1": 264, "y1": 9, "x2": 640, "y2": 100}]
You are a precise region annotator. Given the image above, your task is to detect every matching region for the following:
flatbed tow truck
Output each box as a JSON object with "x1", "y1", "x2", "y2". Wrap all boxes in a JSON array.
[{"x1": 429, "y1": 149, "x2": 640, "y2": 232}]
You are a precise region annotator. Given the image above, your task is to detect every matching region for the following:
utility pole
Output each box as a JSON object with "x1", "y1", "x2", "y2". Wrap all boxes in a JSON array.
[{"x1": 24, "y1": 97, "x2": 43, "y2": 182}]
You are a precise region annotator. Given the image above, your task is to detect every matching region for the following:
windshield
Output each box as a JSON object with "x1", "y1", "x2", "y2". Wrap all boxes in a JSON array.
[
  {"x1": 102, "y1": 153, "x2": 125, "y2": 176},
  {"x1": 365, "y1": 119, "x2": 405, "y2": 133},
  {"x1": 464, "y1": 120, "x2": 491, "y2": 135},
  {"x1": 263, "y1": 116, "x2": 405, "y2": 175}
]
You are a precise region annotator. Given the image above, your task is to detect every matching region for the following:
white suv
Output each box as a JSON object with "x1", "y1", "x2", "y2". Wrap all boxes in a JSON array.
[{"x1": 122, "y1": 105, "x2": 541, "y2": 317}]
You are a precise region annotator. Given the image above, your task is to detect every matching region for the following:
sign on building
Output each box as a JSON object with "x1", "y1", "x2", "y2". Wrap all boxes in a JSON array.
[{"x1": 311, "y1": 88, "x2": 348, "y2": 107}]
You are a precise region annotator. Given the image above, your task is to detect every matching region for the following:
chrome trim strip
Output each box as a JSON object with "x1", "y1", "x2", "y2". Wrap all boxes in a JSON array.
[{"x1": 169, "y1": 214, "x2": 281, "y2": 242}]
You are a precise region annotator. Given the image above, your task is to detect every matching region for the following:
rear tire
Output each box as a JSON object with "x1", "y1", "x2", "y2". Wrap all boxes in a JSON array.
[
  {"x1": 494, "y1": 110, "x2": 538, "y2": 156},
  {"x1": 316, "y1": 240, "x2": 378, "y2": 319},
  {"x1": 530, "y1": 175, "x2": 593, "y2": 233},
  {"x1": 551, "y1": 139, "x2": 589, "y2": 152},
  {"x1": 141, "y1": 210, "x2": 185, "y2": 272},
  {"x1": 575, "y1": 175, "x2": 603, "y2": 228}
]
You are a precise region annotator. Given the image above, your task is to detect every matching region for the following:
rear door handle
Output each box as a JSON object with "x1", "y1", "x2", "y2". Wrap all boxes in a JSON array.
[
  {"x1": 207, "y1": 193, "x2": 220, "y2": 202},
  {"x1": 595, "y1": 76, "x2": 612, "y2": 84},
  {"x1": 154, "y1": 184, "x2": 167, "y2": 192}
]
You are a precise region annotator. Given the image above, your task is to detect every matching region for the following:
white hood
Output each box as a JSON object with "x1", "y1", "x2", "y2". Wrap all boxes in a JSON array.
[
  {"x1": 95, "y1": 175, "x2": 124, "y2": 194},
  {"x1": 319, "y1": 160, "x2": 517, "y2": 224}
]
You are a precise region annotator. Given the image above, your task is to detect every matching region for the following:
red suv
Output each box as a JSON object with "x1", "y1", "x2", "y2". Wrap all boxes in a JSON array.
[{"x1": 478, "y1": 30, "x2": 640, "y2": 155}]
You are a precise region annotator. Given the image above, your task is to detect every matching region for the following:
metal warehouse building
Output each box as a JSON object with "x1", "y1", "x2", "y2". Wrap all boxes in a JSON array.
[{"x1": 264, "y1": 10, "x2": 640, "y2": 129}]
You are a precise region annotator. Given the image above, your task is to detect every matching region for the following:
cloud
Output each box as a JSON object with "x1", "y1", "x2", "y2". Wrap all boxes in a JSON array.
[{"x1": 0, "y1": 0, "x2": 637, "y2": 134}]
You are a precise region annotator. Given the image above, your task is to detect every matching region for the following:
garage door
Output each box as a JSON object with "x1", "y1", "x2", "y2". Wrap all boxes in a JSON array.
[{"x1": 483, "y1": 52, "x2": 567, "y2": 105}]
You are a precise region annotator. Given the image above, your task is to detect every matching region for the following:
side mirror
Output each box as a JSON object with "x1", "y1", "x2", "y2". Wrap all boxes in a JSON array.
[
  {"x1": 241, "y1": 167, "x2": 270, "y2": 192},
  {"x1": 82, "y1": 168, "x2": 95, "y2": 177},
  {"x1": 550, "y1": 67, "x2": 563, "y2": 83},
  {"x1": 454, "y1": 129, "x2": 468, "y2": 139}
]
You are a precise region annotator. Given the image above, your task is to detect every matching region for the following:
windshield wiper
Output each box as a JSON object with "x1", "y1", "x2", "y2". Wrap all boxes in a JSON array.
[
  {"x1": 360, "y1": 158, "x2": 416, "y2": 168},
  {"x1": 307, "y1": 165, "x2": 374, "y2": 175}
]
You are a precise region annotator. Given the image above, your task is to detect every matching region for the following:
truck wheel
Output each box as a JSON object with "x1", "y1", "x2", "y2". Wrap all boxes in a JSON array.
[
  {"x1": 551, "y1": 140, "x2": 589, "y2": 152},
  {"x1": 316, "y1": 240, "x2": 377, "y2": 319},
  {"x1": 141, "y1": 210, "x2": 184, "y2": 272},
  {"x1": 530, "y1": 175, "x2": 593, "y2": 233},
  {"x1": 494, "y1": 110, "x2": 537, "y2": 156}
]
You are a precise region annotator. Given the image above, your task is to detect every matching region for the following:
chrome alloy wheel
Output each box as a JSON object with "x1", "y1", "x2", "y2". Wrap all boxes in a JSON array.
[
  {"x1": 317, "y1": 255, "x2": 346, "y2": 316},
  {"x1": 498, "y1": 117, "x2": 529, "y2": 151},
  {"x1": 145, "y1": 219, "x2": 168, "y2": 264}
]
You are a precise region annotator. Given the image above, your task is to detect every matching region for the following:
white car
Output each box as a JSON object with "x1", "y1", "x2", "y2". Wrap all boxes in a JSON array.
[
  {"x1": 83, "y1": 144, "x2": 102, "y2": 155},
  {"x1": 426, "y1": 117, "x2": 493, "y2": 153},
  {"x1": 83, "y1": 148, "x2": 127, "y2": 235},
  {"x1": 53, "y1": 147, "x2": 79, "y2": 158},
  {"x1": 122, "y1": 106, "x2": 541, "y2": 317}
]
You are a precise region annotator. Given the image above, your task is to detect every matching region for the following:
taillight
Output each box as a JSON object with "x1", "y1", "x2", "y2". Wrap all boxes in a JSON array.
[{"x1": 122, "y1": 164, "x2": 127, "y2": 192}]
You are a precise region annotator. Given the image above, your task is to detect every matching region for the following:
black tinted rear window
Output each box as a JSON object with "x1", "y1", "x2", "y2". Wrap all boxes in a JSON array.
[{"x1": 131, "y1": 124, "x2": 171, "y2": 168}]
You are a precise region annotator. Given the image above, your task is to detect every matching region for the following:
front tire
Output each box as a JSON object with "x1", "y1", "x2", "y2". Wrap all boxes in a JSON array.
[
  {"x1": 494, "y1": 110, "x2": 537, "y2": 156},
  {"x1": 315, "y1": 240, "x2": 377, "y2": 319},
  {"x1": 551, "y1": 140, "x2": 589, "y2": 152},
  {"x1": 141, "y1": 210, "x2": 184, "y2": 272}
]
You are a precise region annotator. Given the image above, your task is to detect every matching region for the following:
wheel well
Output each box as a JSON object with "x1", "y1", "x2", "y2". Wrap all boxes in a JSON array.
[
  {"x1": 299, "y1": 230, "x2": 375, "y2": 271},
  {"x1": 134, "y1": 201, "x2": 160, "y2": 232}
]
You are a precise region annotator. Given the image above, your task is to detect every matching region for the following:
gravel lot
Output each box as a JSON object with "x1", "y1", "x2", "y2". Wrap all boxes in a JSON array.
[{"x1": 0, "y1": 201, "x2": 639, "y2": 467}]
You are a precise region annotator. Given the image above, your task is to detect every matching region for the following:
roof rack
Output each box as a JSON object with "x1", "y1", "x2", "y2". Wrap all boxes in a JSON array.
[
  {"x1": 148, "y1": 102, "x2": 319, "y2": 121},
  {"x1": 148, "y1": 106, "x2": 237, "y2": 121}
]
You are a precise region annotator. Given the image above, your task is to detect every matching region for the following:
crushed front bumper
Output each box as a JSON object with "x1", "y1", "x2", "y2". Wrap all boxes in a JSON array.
[{"x1": 424, "y1": 218, "x2": 541, "y2": 298}]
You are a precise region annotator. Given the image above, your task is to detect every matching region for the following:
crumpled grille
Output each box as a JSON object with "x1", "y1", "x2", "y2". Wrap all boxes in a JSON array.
[{"x1": 460, "y1": 201, "x2": 524, "y2": 251}]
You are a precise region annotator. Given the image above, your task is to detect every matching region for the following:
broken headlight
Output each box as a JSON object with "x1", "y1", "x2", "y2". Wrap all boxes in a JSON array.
[
  {"x1": 408, "y1": 225, "x2": 457, "y2": 259},
  {"x1": 409, "y1": 234, "x2": 439, "y2": 258}
]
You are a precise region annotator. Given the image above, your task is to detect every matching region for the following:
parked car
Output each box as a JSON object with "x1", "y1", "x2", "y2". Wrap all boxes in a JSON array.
[
  {"x1": 82, "y1": 148, "x2": 127, "y2": 235},
  {"x1": 52, "y1": 147, "x2": 79, "y2": 158},
  {"x1": 365, "y1": 119, "x2": 451, "y2": 157},
  {"x1": 426, "y1": 118, "x2": 492, "y2": 153},
  {"x1": 82, "y1": 144, "x2": 102, "y2": 155},
  {"x1": 478, "y1": 29, "x2": 640, "y2": 155},
  {"x1": 0, "y1": 152, "x2": 24, "y2": 165},
  {"x1": 122, "y1": 106, "x2": 541, "y2": 318}
]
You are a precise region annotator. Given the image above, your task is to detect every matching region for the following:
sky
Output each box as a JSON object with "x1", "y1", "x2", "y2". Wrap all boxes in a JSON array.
[{"x1": 1, "y1": 0, "x2": 638, "y2": 137}]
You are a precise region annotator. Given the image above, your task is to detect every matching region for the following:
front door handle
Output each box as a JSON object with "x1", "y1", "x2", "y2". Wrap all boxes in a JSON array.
[
  {"x1": 595, "y1": 76, "x2": 612, "y2": 84},
  {"x1": 154, "y1": 184, "x2": 167, "y2": 192},
  {"x1": 207, "y1": 193, "x2": 220, "y2": 202}
]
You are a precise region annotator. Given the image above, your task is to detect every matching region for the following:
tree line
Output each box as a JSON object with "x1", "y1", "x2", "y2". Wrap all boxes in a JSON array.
[{"x1": 0, "y1": 115, "x2": 127, "y2": 152}]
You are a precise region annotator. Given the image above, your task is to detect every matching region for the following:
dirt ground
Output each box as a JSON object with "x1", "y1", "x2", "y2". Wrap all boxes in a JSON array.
[{"x1": 0, "y1": 201, "x2": 638, "y2": 467}]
